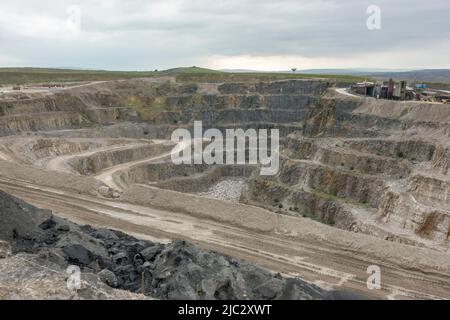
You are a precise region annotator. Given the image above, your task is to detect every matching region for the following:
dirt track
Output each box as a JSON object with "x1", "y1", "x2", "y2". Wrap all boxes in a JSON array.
[{"x1": 0, "y1": 177, "x2": 448, "y2": 300}]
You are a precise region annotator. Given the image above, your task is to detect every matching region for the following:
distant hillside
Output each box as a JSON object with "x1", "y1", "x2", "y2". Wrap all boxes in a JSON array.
[
  {"x1": 0, "y1": 68, "x2": 159, "y2": 85},
  {"x1": 162, "y1": 66, "x2": 223, "y2": 75},
  {"x1": 296, "y1": 69, "x2": 450, "y2": 84},
  {"x1": 0, "y1": 67, "x2": 367, "y2": 85},
  {"x1": 298, "y1": 68, "x2": 412, "y2": 75},
  {"x1": 0, "y1": 67, "x2": 220, "y2": 85},
  {"x1": 363, "y1": 69, "x2": 450, "y2": 84}
]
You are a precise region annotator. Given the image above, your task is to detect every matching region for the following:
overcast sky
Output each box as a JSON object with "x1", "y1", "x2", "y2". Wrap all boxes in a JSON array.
[{"x1": 0, "y1": 0, "x2": 449, "y2": 71}]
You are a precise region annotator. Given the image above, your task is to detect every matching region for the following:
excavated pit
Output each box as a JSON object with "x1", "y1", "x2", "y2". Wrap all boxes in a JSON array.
[{"x1": 1, "y1": 78, "x2": 450, "y2": 254}]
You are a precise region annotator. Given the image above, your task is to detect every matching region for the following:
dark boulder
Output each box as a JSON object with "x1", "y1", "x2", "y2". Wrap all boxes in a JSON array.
[
  {"x1": 0, "y1": 191, "x2": 51, "y2": 251},
  {"x1": 39, "y1": 218, "x2": 56, "y2": 230},
  {"x1": 57, "y1": 225, "x2": 70, "y2": 232},
  {"x1": 98, "y1": 269, "x2": 119, "y2": 288},
  {"x1": 112, "y1": 252, "x2": 129, "y2": 265},
  {"x1": 91, "y1": 228, "x2": 119, "y2": 240},
  {"x1": 63, "y1": 244, "x2": 94, "y2": 266},
  {"x1": 140, "y1": 246, "x2": 161, "y2": 261}
]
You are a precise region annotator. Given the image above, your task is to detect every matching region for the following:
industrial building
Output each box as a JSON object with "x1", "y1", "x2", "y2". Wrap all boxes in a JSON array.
[{"x1": 350, "y1": 79, "x2": 450, "y2": 103}]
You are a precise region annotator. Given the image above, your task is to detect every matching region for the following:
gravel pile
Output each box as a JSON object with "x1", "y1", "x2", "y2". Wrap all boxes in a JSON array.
[{"x1": 197, "y1": 178, "x2": 247, "y2": 203}]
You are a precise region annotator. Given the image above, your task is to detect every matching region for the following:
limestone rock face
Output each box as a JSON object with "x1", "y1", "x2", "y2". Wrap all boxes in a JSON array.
[
  {"x1": 67, "y1": 143, "x2": 171, "y2": 176},
  {"x1": 432, "y1": 146, "x2": 450, "y2": 174}
]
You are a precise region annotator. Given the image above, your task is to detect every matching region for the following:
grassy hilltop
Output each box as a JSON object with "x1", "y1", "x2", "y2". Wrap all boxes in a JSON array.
[{"x1": 0, "y1": 66, "x2": 366, "y2": 86}]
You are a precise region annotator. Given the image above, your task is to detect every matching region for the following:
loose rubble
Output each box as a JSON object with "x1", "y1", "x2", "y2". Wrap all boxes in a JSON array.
[
  {"x1": 0, "y1": 190, "x2": 363, "y2": 300},
  {"x1": 197, "y1": 178, "x2": 247, "y2": 202}
]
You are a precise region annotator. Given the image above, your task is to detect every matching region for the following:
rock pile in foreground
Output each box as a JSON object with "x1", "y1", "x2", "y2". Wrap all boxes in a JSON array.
[{"x1": 0, "y1": 190, "x2": 363, "y2": 300}]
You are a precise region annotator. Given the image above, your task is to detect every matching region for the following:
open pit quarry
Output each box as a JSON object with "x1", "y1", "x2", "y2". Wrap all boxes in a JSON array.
[{"x1": 0, "y1": 77, "x2": 450, "y2": 300}]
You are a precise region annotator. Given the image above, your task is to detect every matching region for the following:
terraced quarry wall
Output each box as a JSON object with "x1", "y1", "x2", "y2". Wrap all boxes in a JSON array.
[
  {"x1": 66, "y1": 143, "x2": 172, "y2": 176},
  {"x1": 0, "y1": 77, "x2": 450, "y2": 255}
]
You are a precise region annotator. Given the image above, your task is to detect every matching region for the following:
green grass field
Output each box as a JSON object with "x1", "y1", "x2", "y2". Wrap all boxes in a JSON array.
[
  {"x1": 173, "y1": 69, "x2": 366, "y2": 83},
  {"x1": 0, "y1": 68, "x2": 159, "y2": 85},
  {"x1": 0, "y1": 66, "x2": 367, "y2": 86}
]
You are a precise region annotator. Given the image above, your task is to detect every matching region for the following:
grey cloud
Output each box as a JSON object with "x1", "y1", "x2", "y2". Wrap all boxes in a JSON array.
[{"x1": 0, "y1": 0, "x2": 448, "y2": 70}]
